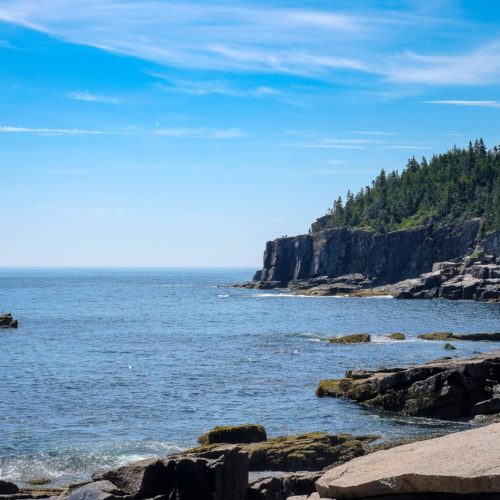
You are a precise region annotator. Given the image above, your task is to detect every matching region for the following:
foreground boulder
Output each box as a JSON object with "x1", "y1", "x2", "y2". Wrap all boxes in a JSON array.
[
  {"x1": 0, "y1": 313, "x2": 18, "y2": 329},
  {"x1": 198, "y1": 424, "x2": 267, "y2": 445},
  {"x1": 316, "y1": 423, "x2": 500, "y2": 498},
  {"x1": 84, "y1": 445, "x2": 248, "y2": 500},
  {"x1": 316, "y1": 350, "x2": 500, "y2": 419}
]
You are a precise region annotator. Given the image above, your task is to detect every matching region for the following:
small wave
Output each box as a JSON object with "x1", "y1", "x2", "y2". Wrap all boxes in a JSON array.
[
  {"x1": 297, "y1": 332, "x2": 329, "y2": 342},
  {"x1": 217, "y1": 294, "x2": 230, "y2": 299},
  {"x1": 0, "y1": 441, "x2": 185, "y2": 486},
  {"x1": 252, "y1": 293, "x2": 295, "y2": 298},
  {"x1": 151, "y1": 284, "x2": 195, "y2": 288},
  {"x1": 278, "y1": 348, "x2": 300, "y2": 355}
]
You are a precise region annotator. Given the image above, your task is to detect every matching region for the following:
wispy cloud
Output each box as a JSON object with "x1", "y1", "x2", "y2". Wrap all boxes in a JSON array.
[
  {"x1": 0, "y1": 39, "x2": 14, "y2": 49},
  {"x1": 1, "y1": 0, "x2": 498, "y2": 90},
  {"x1": 152, "y1": 75, "x2": 281, "y2": 98},
  {"x1": 380, "y1": 144, "x2": 432, "y2": 150},
  {"x1": 424, "y1": 100, "x2": 500, "y2": 108},
  {"x1": 68, "y1": 91, "x2": 123, "y2": 104},
  {"x1": 36, "y1": 168, "x2": 88, "y2": 175},
  {"x1": 155, "y1": 127, "x2": 245, "y2": 139},
  {"x1": 0, "y1": 126, "x2": 118, "y2": 135},
  {"x1": 387, "y1": 42, "x2": 500, "y2": 85},
  {"x1": 351, "y1": 130, "x2": 398, "y2": 136}
]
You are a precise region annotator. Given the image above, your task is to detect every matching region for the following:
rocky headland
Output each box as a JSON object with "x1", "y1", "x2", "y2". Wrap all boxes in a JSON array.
[{"x1": 240, "y1": 220, "x2": 500, "y2": 302}]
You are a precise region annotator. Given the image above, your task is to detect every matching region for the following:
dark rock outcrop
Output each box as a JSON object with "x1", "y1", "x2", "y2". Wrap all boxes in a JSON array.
[
  {"x1": 85, "y1": 445, "x2": 248, "y2": 500},
  {"x1": 198, "y1": 424, "x2": 267, "y2": 446},
  {"x1": 316, "y1": 351, "x2": 500, "y2": 419},
  {"x1": 252, "y1": 220, "x2": 481, "y2": 286},
  {"x1": 0, "y1": 481, "x2": 19, "y2": 495},
  {"x1": 247, "y1": 472, "x2": 321, "y2": 500},
  {"x1": 0, "y1": 313, "x2": 18, "y2": 329}
]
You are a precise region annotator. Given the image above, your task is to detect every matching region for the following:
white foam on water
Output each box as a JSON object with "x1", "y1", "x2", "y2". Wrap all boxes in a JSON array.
[{"x1": 217, "y1": 294, "x2": 230, "y2": 298}]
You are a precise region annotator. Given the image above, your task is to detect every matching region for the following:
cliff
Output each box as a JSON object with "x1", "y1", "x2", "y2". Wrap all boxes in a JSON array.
[{"x1": 254, "y1": 219, "x2": 483, "y2": 286}]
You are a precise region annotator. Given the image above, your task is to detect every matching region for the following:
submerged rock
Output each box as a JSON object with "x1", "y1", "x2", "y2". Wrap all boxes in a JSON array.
[
  {"x1": 316, "y1": 422, "x2": 500, "y2": 498},
  {"x1": 197, "y1": 424, "x2": 267, "y2": 445},
  {"x1": 0, "y1": 313, "x2": 18, "y2": 329},
  {"x1": 328, "y1": 334, "x2": 370, "y2": 344},
  {"x1": 418, "y1": 332, "x2": 455, "y2": 340},
  {"x1": 316, "y1": 350, "x2": 500, "y2": 419},
  {"x1": 387, "y1": 332, "x2": 405, "y2": 340},
  {"x1": 444, "y1": 343, "x2": 457, "y2": 350},
  {"x1": 418, "y1": 332, "x2": 500, "y2": 341}
]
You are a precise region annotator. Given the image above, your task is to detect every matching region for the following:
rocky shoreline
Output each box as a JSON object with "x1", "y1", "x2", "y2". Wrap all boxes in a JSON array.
[
  {"x1": 2, "y1": 350, "x2": 500, "y2": 500},
  {"x1": 239, "y1": 248, "x2": 500, "y2": 302}
]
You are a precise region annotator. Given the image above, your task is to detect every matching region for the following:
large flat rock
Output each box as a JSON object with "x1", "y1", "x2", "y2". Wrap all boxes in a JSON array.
[{"x1": 316, "y1": 423, "x2": 500, "y2": 498}]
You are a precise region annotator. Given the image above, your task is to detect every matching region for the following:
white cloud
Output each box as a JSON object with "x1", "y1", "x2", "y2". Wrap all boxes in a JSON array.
[
  {"x1": 424, "y1": 100, "x2": 500, "y2": 108},
  {"x1": 155, "y1": 127, "x2": 245, "y2": 139},
  {"x1": 0, "y1": 126, "x2": 117, "y2": 135},
  {"x1": 68, "y1": 91, "x2": 122, "y2": 104}
]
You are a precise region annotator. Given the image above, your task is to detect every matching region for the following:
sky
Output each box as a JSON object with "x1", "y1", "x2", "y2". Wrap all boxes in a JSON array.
[{"x1": 0, "y1": 0, "x2": 499, "y2": 267}]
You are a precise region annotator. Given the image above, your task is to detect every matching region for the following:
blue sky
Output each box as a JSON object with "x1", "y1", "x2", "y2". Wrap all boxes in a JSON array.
[{"x1": 1, "y1": 0, "x2": 499, "y2": 266}]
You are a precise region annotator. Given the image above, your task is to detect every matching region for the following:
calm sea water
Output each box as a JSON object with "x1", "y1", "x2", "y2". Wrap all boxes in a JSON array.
[{"x1": 0, "y1": 268, "x2": 499, "y2": 485}]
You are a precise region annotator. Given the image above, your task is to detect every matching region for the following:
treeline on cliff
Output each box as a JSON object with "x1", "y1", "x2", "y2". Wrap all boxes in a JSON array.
[{"x1": 313, "y1": 139, "x2": 500, "y2": 235}]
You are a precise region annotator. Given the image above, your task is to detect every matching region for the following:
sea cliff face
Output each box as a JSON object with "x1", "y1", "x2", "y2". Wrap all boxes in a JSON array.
[{"x1": 255, "y1": 219, "x2": 483, "y2": 285}]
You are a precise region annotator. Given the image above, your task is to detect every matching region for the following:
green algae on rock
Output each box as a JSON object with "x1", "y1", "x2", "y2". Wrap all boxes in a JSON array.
[
  {"x1": 418, "y1": 332, "x2": 456, "y2": 340},
  {"x1": 244, "y1": 432, "x2": 378, "y2": 472}
]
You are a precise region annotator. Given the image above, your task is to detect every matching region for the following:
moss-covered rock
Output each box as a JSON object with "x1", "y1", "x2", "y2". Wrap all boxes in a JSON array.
[
  {"x1": 197, "y1": 424, "x2": 267, "y2": 445},
  {"x1": 388, "y1": 333, "x2": 406, "y2": 340},
  {"x1": 418, "y1": 332, "x2": 456, "y2": 340},
  {"x1": 243, "y1": 432, "x2": 378, "y2": 472},
  {"x1": 444, "y1": 343, "x2": 457, "y2": 350},
  {"x1": 328, "y1": 334, "x2": 371, "y2": 344}
]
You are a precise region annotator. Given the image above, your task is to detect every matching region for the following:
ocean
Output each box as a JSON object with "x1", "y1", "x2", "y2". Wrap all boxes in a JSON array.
[{"x1": 0, "y1": 268, "x2": 499, "y2": 485}]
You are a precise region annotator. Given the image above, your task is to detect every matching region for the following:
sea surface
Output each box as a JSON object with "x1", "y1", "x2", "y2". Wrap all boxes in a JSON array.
[{"x1": 0, "y1": 268, "x2": 499, "y2": 486}]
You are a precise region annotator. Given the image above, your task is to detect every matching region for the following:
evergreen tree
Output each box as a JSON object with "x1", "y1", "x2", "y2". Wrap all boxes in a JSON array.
[{"x1": 313, "y1": 140, "x2": 500, "y2": 234}]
